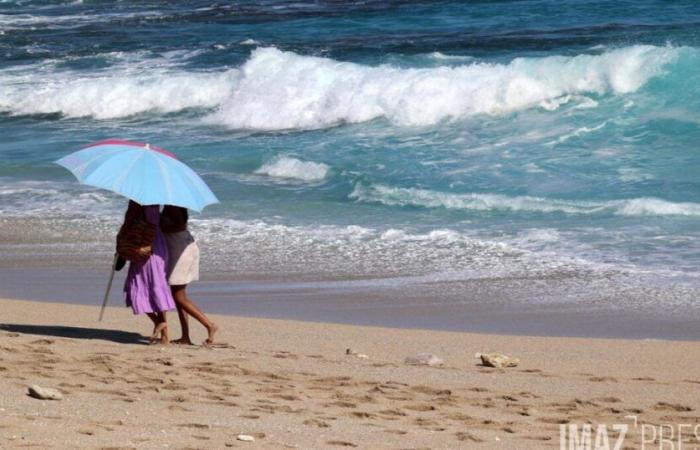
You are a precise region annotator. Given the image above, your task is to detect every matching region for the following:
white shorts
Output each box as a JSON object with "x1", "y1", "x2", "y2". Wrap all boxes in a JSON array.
[{"x1": 165, "y1": 231, "x2": 200, "y2": 286}]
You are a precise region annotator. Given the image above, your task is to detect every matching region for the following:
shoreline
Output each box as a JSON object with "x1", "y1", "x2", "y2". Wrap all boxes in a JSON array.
[
  {"x1": 2, "y1": 214, "x2": 699, "y2": 342},
  {"x1": 1, "y1": 266, "x2": 700, "y2": 341},
  {"x1": 1, "y1": 297, "x2": 699, "y2": 448}
]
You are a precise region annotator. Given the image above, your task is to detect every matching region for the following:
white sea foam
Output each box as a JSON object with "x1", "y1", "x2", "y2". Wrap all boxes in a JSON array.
[
  {"x1": 209, "y1": 45, "x2": 679, "y2": 130},
  {"x1": 0, "y1": 179, "x2": 121, "y2": 217},
  {"x1": 0, "y1": 69, "x2": 238, "y2": 119},
  {"x1": 2, "y1": 179, "x2": 698, "y2": 310},
  {"x1": 254, "y1": 156, "x2": 330, "y2": 182},
  {"x1": 554, "y1": 120, "x2": 609, "y2": 143},
  {"x1": 615, "y1": 198, "x2": 700, "y2": 216},
  {"x1": 350, "y1": 183, "x2": 700, "y2": 217},
  {"x1": 427, "y1": 52, "x2": 474, "y2": 62},
  {"x1": 350, "y1": 183, "x2": 601, "y2": 214},
  {"x1": 0, "y1": 45, "x2": 682, "y2": 129}
]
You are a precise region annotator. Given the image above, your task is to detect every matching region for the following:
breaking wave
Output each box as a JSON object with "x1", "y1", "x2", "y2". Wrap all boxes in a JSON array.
[
  {"x1": 0, "y1": 45, "x2": 685, "y2": 129},
  {"x1": 350, "y1": 184, "x2": 700, "y2": 217},
  {"x1": 254, "y1": 156, "x2": 330, "y2": 182}
]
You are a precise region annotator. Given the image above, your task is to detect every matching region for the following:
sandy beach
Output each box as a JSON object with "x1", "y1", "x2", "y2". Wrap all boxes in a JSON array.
[
  {"x1": 1, "y1": 297, "x2": 699, "y2": 449},
  {"x1": 3, "y1": 2, "x2": 700, "y2": 449}
]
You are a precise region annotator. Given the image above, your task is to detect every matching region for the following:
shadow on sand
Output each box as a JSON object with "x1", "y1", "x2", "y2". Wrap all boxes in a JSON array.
[{"x1": 0, "y1": 323, "x2": 148, "y2": 345}]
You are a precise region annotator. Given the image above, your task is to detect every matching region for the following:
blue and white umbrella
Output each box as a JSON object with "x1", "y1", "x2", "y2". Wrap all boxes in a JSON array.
[
  {"x1": 55, "y1": 139, "x2": 218, "y2": 212},
  {"x1": 56, "y1": 139, "x2": 219, "y2": 321}
]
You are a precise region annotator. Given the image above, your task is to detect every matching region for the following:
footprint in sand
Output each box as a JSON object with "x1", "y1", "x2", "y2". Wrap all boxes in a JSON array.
[
  {"x1": 525, "y1": 435, "x2": 553, "y2": 441},
  {"x1": 654, "y1": 402, "x2": 693, "y2": 412},
  {"x1": 167, "y1": 404, "x2": 191, "y2": 412},
  {"x1": 455, "y1": 431, "x2": 483, "y2": 442},
  {"x1": 178, "y1": 423, "x2": 210, "y2": 429},
  {"x1": 593, "y1": 396, "x2": 621, "y2": 403},
  {"x1": 405, "y1": 404, "x2": 436, "y2": 412},
  {"x1": 383, "y1": 429, "x2": 408, "y2": 435},
  {"x1": 58, "y1": 382, "x2": 86, "y2": 389},
  {"x1": 588, "y1": 376, "x2": 618, "y2": 383},
  {"x1": 325, "y1": 401, "x2": 357, "y2": 408},
  {"x1": 517, "y1": 391, "x2": 540, "y2": 398},
  {"x1": 371, "y1": 363, "x2": 396, "y2": 368},
  {"x1": 192, "y1": 435, "x2": 210, "y2": 440},
  {"x1": 538, "y1": 417, "x2": 569, "y2": 425},
  {"x1": 442, "y1": 412, "x2": 473, "y2": 423},
  {"x1": 378, "y1": 408, "x2": 407, "y2": 418},
  {"x1": 326, "y1": 440, "x2": 358, "y2": 447},
  {"x1": 414, "y1": 417, "x2": 442, "y2": 429},
  {"x1": 410, "y1": 385, "x2": 451, "y2": 396},
  {"x1": 468, "y1": 387, "x2": 489, "y2": 393},
  {"x1": 303, "y1": 418, "x2": 330, "y2": 428}
]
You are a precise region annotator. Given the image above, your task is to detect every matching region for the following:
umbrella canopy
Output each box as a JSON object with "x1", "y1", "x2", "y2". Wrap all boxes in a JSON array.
[{"x1": 55, "y1": 139, "x2": 218, "y2": 212}]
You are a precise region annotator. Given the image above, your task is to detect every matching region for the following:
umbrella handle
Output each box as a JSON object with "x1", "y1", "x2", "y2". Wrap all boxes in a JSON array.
[{"x1": 98, "y1": 253, "x2": 118, "y2": 322}]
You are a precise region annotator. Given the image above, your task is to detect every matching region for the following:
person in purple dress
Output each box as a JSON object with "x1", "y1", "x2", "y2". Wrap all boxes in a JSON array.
[{"x1": 121, "y1": 201, "x2": 176, "y2": 344}]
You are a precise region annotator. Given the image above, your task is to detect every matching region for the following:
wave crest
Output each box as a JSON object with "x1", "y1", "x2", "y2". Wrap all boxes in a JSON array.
[
  {"x1": 209, "y1": 45, "x2": 678, "y2": 129},
  {"x1": 0, "y1": 69, "x2": 238, "y2": 119},
  {"x1": 350, "y1": 184, "x2": 700, "y2": 217},
  {"x1": 0, "y1": 45, "x2": 682, "y2": 129},
  {"x1": 254, "y1": 156, "x2": 330, "y2": 182}
]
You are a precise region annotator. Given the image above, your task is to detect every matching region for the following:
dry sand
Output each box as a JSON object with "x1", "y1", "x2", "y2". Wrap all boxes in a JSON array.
[{"x1": 0, "y1": 297, "x2": 699, "y2": 449}]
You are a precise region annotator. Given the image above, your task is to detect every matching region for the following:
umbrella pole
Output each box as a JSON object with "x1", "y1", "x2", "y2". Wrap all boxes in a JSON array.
[{"x1": 98, "y1": 253, "x2": 118, "y2": 322}]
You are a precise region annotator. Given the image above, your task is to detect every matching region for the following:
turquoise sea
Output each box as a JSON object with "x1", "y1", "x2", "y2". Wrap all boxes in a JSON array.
[{"x1": 1, "y1": 1, "x2": 699, "y2": 336}]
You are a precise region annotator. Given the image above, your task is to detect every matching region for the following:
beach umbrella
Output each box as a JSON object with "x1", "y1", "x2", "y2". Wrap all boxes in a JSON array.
[
  {"x1": 55, "y1": 139, "x2": 219, "y2": 320},
  {"x1": 55, "y1": 139, "x2": 218, "y2": 212}
]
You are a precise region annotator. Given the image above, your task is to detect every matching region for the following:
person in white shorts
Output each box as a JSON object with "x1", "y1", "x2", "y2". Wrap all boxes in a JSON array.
[{"x1": 161, "y1": 205, "x2": 218, "y2": 345}]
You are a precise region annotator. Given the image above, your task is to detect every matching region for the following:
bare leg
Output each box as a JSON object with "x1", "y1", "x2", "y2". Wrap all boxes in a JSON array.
[
  {"x1": 146, "y1": 312, "x2": 169, "y2": 345},
  {"x1": 146, "y1": 312, "x2": 159, "y2": 339},
  {"x1": 171, "y1": 302, "x2": 193, "y2": 345},
  {"x1": 157, "y1": 312, "x2": 169, "y2": 345},
  {"x1": 171, "y1": 285, "x2": 218, "y2": 345}
]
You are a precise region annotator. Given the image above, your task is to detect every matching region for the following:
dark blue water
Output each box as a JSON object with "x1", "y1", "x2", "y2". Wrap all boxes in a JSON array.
[{"x1": 1, "y1": 1, "x2": 699, "y2": 321}]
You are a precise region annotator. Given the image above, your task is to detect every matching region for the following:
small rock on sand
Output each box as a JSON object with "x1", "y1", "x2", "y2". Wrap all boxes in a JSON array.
[
  {"x1": 346, "y1": 348, "x2": 368, "y2": 359},
  {"x1": 237, "y1": 434, "x2": 255, "y2": 442},
  {"x1": 27, "y1": 385, "x2": 63, "y2": 400},
  {"x1": 477, "y1": 352, "x2": 519, "y2": 368},
  {"x1": 404, "y1": 353, "x2": 444, "y2": 366}
]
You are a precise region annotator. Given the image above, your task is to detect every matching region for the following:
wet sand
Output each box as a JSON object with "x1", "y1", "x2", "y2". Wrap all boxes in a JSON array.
[
  {"x1": 1, "y1": 297, "x2": 699, "y2": 449},
  {"x1": 2, "y1": 266, "x2": 700, "y2": 341}
]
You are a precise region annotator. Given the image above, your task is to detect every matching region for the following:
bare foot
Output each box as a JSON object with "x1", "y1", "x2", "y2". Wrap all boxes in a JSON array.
[
  {"x1": 203, "y1": 322, "x2": 219, "y2": 346},
  {"x1": 150, "y1": 322, "x2": 168, "y2": 345},
  {"x1": 172, "y1": 337, "x2": 194, "y2": 345}
]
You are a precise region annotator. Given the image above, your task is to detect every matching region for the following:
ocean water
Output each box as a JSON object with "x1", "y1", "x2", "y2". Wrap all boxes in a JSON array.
[{"x1": 1, "y1": 1, "x2": 699, "y2": 327}]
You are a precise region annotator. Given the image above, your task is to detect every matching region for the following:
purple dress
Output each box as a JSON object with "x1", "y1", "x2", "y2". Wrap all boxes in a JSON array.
[{"x1": 124, "y1": 205, "x2": 176, "y2": 315}]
